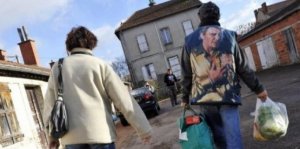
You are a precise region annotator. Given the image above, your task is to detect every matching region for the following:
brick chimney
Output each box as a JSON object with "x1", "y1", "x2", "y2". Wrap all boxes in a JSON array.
[
  {"x1": 254, "y1": 9, "x2": 258, "y2": 20},
  {"x1": 261, "y1": 2, "x2": 268, "y2": 14},
  {"x1": 149, "y1": 0, "x2": 155, "y2": 7},
  {"x1": 17, "y1": 26, "x2": 40, "y2": 66},
  {"x1": 49, "y1": 60, "x2": 55, "y2": 68},
  {"x1": 0, "y1": 49, "x2": 7, "y2": 61}
]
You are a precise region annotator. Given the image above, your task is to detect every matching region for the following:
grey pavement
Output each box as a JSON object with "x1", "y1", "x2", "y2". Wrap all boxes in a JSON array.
[
  {"x1": 240, "y1": 63, "x2": 300, "y2": 149},
  {"x1": 159, "y1": 63, "x2": 300, "y2": 149},
  {"x1": 116, "y1": 63, "x2": 300, "y2": 149}
]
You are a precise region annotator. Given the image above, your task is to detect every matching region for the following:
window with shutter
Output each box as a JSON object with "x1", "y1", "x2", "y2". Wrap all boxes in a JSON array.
[
  {"x1": 142, "y1": 63, "x2": 157, "y2": 81},
  {"x1": 160, "y1": 27, "x2": 173, "y2": 45},
  {"x1": 137, "y1": 34, "x2": 149, "y2": 52},
  {"x1": 0, "y1": 83, "x2": 24, "y2": 147},
  {"x1": 182, "y1": 20, "x2": 194, "y2": 36},
  {"x1": 168, "y1": 56, "x2": 181, "y2": 78}
]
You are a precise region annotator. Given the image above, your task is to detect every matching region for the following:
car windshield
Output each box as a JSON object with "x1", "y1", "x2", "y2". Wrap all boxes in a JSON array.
[{"x1": 130, "y1": 87, "x2": 148, "y2": 97}]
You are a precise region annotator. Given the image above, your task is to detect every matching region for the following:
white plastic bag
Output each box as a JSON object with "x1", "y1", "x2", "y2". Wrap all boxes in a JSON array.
[{"x1": 253, "y1": 97, "x2": 289, "y2": 141}]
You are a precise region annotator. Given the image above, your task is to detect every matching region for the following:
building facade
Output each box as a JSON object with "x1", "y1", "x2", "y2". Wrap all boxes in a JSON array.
[
  {"x1": 239, "y1": 0, "x2": 300, "y2": 71},
  {"x1": 0, "y1": 28, "x2": 51, "y2": 149},
  {"x1": 0, "y1": 63, "x2": 49, "y2": 149},
  {"x1": 115, "y1": 0, "x2": 201, "y2": 86}
]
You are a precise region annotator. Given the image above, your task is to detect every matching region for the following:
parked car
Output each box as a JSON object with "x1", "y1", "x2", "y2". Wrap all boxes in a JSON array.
[{"x1": 118, "y1": 87, "x2": 160, "y2": 126}]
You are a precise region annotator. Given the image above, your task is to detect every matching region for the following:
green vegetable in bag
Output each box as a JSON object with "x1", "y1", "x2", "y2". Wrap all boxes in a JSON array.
[{"x1": 257, "y1": 105, "x2": 285, "y2": 139}]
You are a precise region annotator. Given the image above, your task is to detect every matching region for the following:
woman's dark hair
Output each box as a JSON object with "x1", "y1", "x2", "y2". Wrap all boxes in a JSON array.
[
  {"x1": 65, "y1": 26, "x2": 98, "y2": 51},
  {"x1": 198, "y1": 1, "x2": 220, "y2": 23}
]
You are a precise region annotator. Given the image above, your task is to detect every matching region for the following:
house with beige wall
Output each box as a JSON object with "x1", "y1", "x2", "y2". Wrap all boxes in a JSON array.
[{"x1": 115, "y1": 0, "x2": 201, "y2": 86}]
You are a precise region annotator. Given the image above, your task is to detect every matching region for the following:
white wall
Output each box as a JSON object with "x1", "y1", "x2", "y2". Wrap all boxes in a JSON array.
[{"x1": 0, "y1": 76, "x2": 48, "y2": 149}]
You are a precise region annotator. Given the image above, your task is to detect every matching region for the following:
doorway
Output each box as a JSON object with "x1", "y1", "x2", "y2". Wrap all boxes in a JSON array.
[
  {"x1": 283, "y1": 28, "x2": 299, "y2": 63},
  {"x1": 25, "y1": 87, "x2": 48, "y2": 148}
]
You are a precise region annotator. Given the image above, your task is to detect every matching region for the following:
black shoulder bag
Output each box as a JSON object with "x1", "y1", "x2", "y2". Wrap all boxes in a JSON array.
[{"x1": 50, "y1": 58, "x2": 69, "y2": 139}]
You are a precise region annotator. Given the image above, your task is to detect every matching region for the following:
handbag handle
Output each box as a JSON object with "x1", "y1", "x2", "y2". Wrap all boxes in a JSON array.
[
  {"x1": 182, "y1": 105, "x2": 206, "y2": 121},
  {"x1": 57, "y1": 58, "x2": 64, "y2": 99}
]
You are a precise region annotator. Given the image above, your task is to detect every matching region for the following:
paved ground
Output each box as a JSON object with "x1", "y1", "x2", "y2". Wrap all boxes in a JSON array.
[{"x1": 115, "y1": 64, "x2": 300, "y2": 149}]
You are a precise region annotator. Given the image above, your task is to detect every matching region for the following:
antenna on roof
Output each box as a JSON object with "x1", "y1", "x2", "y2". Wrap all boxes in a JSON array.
[
  {"x1": 17, "y1": 28, "x2": 25, "y2": 42},
  {"x1": 6, "y1": 55, "x2": 19, "y2": 63},
  {"x1": 22, "y1": 26, "x2": 29, "y2": 41},
  {"x1": 17, "y1": 26, "x2": 29, "y2": 42},
  {"x1": 149, "y1": 0, "x2": 155, "y2": 6}
]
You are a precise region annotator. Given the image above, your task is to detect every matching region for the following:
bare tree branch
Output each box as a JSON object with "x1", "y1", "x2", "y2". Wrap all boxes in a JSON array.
[
  {"x1": 111, "y1": 56, "x2": 130, "y2": 80},
  {"x1": 236, "y1": 22, "x2": 256, "y2": 36}
]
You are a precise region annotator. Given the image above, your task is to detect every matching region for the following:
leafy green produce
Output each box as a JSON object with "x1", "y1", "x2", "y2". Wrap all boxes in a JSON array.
[{"x1": 257, "y1": 105, "x2": 285, "y2": 139}]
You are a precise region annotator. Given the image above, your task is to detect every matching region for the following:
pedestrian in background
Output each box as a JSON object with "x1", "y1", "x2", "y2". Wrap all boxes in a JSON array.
[
  {"x1": 180, "y1": 2, "x2": 268, "y2": 148},
  {"x1": 43, "y1": 26, "x2": 152, "y2": 149},
  {"x1": 164, "y1": 68, "x2": 178, "y2": 107},
  {"x1": 145, "y1": 81, "x2": 155, "y2": 93}
]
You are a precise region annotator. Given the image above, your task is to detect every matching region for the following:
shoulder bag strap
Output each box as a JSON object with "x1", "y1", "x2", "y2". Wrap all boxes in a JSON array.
[{"x1": 57, "y1": 58, "x2": 64, "y2": 99}]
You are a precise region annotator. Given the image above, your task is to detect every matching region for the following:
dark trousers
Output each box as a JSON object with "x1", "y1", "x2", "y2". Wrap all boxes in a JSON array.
[
  {"x1": 167, "y1": 85, "x2": 177, "y2": 106},
  {"x1": 65, "y1": 143, "x2": 115, "y2": 149}
]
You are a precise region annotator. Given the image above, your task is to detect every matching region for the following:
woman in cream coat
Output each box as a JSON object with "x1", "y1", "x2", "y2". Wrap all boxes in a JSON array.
[{"x1": 43, "y1": 26, "x2": 152, "y2": 149}]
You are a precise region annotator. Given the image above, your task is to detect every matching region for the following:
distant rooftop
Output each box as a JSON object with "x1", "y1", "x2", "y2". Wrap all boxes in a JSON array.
[
  {"x1": 239, "y1": 0, "x2": 300, "y2": 41},
  {"x1": 257, "y1": 0, "x2": 297, "y2": 17},
  {"x1": 0, "y1": 60, "x2": 50, "y2": 81},
  {"x1": 115, "y1": 0, "x2": 201, "y2": 38}
]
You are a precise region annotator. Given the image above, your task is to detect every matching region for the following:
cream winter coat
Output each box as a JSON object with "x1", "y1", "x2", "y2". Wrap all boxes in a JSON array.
[{"x1": 43, "y1": 48, "x2": 152, "y2": 145}]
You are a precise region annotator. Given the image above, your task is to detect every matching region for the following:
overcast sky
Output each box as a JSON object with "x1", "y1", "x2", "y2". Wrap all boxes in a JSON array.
[{"x1": 0, "y1": 0, "x2": 282, "y2": 68}]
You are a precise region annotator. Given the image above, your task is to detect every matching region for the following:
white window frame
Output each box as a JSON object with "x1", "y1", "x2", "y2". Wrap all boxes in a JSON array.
[
  {"x1": 142, "y1": 63, "x2": 157, "y2": 80},
  {"x1": 182, "y1": 20, "x2": 194, "y2": 36},
  {"x1": 160, "y1": 27, "x2": 173, "y2": 45},
  {"x1": 137, "y1": 34, "x2": 149, "y2": 53},
  {"x1": 168, "y1": 56, "x2": 181, "y2": 78}
]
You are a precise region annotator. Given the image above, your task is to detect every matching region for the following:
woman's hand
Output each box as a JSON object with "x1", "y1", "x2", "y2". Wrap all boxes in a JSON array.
[
  {"x1": 181, "y1": 102, "x2": 190, "y2": 110},
  {"x1": 48, "y1": 137, "x2": 60, "y2": 149},
  {"x1": 142, "y1": 135, "x2": 152, "y2": 145},
  {"x1": 180, "y1": 102, "x2": 187, "y2": 107}
]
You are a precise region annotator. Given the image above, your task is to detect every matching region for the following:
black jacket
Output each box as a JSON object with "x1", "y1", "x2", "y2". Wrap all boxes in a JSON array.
[{"x1": 164, "y1": 73, "x2": 177, "y2": 86}]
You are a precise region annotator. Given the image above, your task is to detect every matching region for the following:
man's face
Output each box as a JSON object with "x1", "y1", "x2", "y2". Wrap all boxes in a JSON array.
[
  {"x1": 167, "y1": 70, "x2": 171, "y2": 74},
  {"x1": 201, "y1": 27, "x2": 220, "y2": 50}
]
